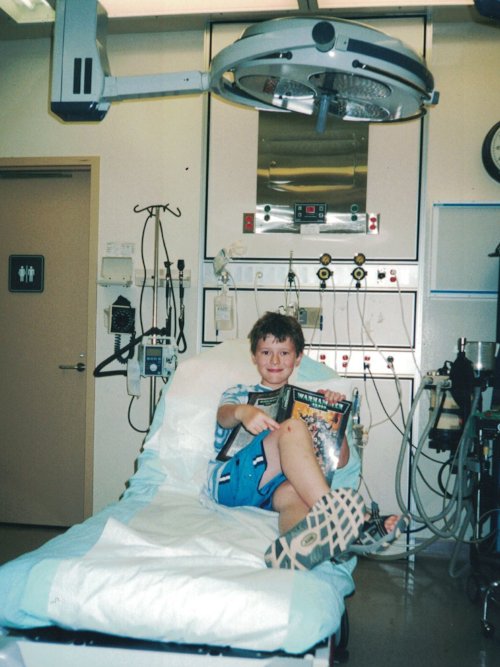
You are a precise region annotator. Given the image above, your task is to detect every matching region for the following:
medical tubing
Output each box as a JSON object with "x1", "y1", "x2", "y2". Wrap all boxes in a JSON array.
[
  {"x1": 398, "y1": 379, "x2": 481, "y2": 543},
  {"x1": 253, "y1": 271, "x2": 262, "y2": 318},
  {"x1": 411, "y1": 389, "x2": 479, "y2": 536},
  {"x1": 391, "y1": 364, "x2": 407, "y2": 430},
  {"x1": 373, "y1": 384, "x2": 479, "y2": 562},
  {"x1": 225, "y1": 269, "x2": 239, "y2": 338},
  {"x1": 366, "y1": 532, "x2": 440, "y2": 561},
  {"x1": 408, "y1": 387, "x2": 465, "y2": 532},
  {"x1": 448, "y1": 501, "x2": 475, "y2": 578},
  {"x1": 355, "y1": 286, "x2": 390, "y2": 366},
  {"x1": 329, "y1": 275, "x2": 338, "y2": 370},
  {"x1": 344, "y1": 281, "x2": 354, "y2": 378},
  {"x1": 395, "y1": 375, "x2": 434, "y2": 515},
  {"x1": 366, "y1": 366, "x2": 405, "y2": 433},
  {"x1": 307, "y1": 288, "x2": 323, "y2": 354}
]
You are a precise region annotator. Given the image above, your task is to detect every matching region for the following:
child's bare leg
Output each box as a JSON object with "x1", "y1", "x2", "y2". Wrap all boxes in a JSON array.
[
  {"x1": 260, "y1": 418, "x2": 398, "y2": 536},
  {"x1": 260, "y1": 418, "x2": 329, "y2": 510},
  {"x1": 272, "y1": 481, "x2": 309, "y2": 534}
]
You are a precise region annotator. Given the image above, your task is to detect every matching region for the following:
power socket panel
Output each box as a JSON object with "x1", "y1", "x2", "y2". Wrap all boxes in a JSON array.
[{"x1": 298, "y1": 306, "x2": 322, "y2": 329}]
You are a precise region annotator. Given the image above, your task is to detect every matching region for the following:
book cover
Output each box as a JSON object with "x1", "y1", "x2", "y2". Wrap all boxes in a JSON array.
[
  {"x1": 278, "y1": 385, "x2": 351, "y2": 485},
  {"x1": 216, "y1": 388, "x2": 283, "y2": 462},
  {"x1": 216, "y1": 384, "x2": 352, "y2": 485}
]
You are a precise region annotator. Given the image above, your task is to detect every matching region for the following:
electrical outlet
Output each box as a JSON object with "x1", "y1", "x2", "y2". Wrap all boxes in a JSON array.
[
  {"x1": 298, "y1": 307, "x2": 322, "y2": 329},
  {"x1": 134, "y1": 268, "x2": 191, "y2": 287}
]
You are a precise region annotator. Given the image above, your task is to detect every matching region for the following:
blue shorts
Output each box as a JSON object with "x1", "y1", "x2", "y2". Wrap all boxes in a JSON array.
[{"x1": 216, "y1": 430, "x2": 286, "y2": 510}]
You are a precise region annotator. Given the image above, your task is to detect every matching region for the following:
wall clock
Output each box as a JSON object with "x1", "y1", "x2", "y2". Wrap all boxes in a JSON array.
[{"x1": 482, "y1": 122, "x2": 500, "y2": 183}]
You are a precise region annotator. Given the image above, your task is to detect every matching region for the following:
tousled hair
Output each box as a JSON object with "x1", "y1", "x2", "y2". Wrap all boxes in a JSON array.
[{"x1": 248, "y1": 311, "x2": 305, "y2": 355}]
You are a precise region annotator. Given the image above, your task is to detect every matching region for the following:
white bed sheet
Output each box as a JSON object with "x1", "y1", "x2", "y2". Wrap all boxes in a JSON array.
[
  {"x1": 43, "y1": 488, "x2": 353, "y2": 652},
  {"x1": 0, "y1": 340, "x2": 360, "y2": 654}
]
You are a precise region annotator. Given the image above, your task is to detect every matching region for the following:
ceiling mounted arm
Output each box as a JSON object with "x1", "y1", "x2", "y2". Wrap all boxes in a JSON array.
[{"x1": 50, "y1": 0, "x2": 438, "y2": 127}]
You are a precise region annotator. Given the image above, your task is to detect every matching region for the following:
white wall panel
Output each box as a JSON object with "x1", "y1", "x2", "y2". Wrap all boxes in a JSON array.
[
  {"x1": 206, "y1": 17, "x2": 426, "y2": 261},
  {"x1": 203, "y1": 286, "x2": 417, "y2": 357}
]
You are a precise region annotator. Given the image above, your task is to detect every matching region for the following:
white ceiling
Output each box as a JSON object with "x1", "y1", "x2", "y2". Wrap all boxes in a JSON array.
[
  {"x1": 99, "y1": 0, "x2": 474, "y2": 18},
  {"x1": 0, "y1": 0, "x2": 481, "y2": 39},
  {"x1": 0, "y1": 0, "x2": 476, "y2": 22}
]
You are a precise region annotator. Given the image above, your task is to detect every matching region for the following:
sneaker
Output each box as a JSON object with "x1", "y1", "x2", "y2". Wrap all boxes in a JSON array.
[
  {"x1": 264, "y1": 487, "x2": 365, "y2": 570},
  {"x1": 347, "y1": 503, "x2": 409, "y2": 556}
]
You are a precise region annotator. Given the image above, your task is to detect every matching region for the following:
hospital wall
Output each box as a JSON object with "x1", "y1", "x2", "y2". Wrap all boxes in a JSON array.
[{"x1": 0, "y1": 10, "x2": 498, "y2": 519}]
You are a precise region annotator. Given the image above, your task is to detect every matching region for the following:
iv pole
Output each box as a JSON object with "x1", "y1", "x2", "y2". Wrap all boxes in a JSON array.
[
  {"x1": 150, "y1": 206, "x2": 160, "y2": 423},
  {"x1": 134, "y1": 202, "x2": 182, "y2": 424}
]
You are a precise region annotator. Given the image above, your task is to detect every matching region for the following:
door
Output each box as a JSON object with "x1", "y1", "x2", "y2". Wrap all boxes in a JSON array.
[{"x1": 0, "y1": 158, "x2": 97, "y2": 526}]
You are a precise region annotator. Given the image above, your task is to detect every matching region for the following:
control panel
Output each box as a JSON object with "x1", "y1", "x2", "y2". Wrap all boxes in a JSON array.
[{"x1": 139, "y1": 342, "x2": 177, "y2": 378}]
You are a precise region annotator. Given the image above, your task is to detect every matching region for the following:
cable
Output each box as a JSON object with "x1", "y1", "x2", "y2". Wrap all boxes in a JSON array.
[
  {"x1": 366, "y1": 367, "x2": 405, "y2": 434},
  {"x1": 343, "y1": 280, "x2": 354, "y2": 379},
  {"x1": 284, "y1": 252, "x2": 300, "y2": 317},
  {"x1": 253, "y1": 271, "x2": 263, "y2": 319},
  {"x1": 329, "y1": 274, "x2": 339, "y2": 371},
  {"x1": 94, "y1": 326, "x2": 169, "y2": 378},
  {"x1": 394, "y1": 273, "x2": 422, "y2": 378},
  {"x1": 127, "y1": 395, "x2": 149, "y2": 434},
  {"x1": 306, "y1": 288, "x2": 324, "y2": 356},
  {"x1": 226, "y1": 270, "x2": 239, "y2": 338},
  {"x1": 355, "y1": 285, "x2": 390, "y2": 367},
  {"x1": 138, "y1": 209, "x2": 154, "y2": 334},
  {"x1": 159, "y1": 221, "x2": 178, "y2": 338},
  {"x1": 176, "y1": 259, "x2": 187, "y2": 353}
]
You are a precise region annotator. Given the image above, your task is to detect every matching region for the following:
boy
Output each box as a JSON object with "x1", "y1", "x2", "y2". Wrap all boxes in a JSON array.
[{"x1": 208, "y1": 311, "x2": 406, "y2": 570}]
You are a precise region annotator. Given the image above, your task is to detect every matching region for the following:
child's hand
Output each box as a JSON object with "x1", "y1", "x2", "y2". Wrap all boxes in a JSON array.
[
  {"x1": 317, "y1": 389, "x2": 346, "y2": 405},
  {"x1": 236, "y1": 404, "x2": 280, "y2": 435}
]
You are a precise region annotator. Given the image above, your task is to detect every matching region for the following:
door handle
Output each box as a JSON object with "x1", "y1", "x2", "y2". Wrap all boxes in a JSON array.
[{"x1": 58, "y1": 362, "x2": 86, "y2": 372}]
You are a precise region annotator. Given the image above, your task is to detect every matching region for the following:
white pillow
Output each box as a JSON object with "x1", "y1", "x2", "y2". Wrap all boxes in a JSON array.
[{"x1": 144, "y1": 340, "x2": 357, "y2": 490}]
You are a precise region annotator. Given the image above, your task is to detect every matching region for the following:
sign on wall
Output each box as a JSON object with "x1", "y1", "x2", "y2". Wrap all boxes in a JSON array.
[{"x1": 8, "y1": 255, "x2": 45, "y2": 293}]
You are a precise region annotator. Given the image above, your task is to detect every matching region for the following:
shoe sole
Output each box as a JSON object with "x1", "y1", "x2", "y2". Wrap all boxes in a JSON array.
[{"x1": 265, "y1": 487, "x2": 365, "y2": 570}]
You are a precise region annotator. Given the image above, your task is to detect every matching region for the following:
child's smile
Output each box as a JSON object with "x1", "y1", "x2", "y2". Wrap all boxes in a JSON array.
[{"x1": 251, "y1": 335, "x2": 302, "y2": 389}]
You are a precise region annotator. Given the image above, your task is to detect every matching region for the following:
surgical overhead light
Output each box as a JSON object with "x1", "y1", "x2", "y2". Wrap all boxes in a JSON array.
[
  {"x1": 50, "y1": 0, "x2": 439, "y2": 126},
  {"x1": 210, "y1": 18, "x2": 439, "y2": 125}
]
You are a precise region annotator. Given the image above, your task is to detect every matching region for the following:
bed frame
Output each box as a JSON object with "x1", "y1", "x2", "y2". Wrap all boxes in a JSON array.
[{"x1": 0, "y1": 612, "x2": 349, "y2": 666}]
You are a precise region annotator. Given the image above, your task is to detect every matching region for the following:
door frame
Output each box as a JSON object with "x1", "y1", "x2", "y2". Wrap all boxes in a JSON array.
[{"x1": 0, "y1": 155, "x2": 99, "y2": 519}]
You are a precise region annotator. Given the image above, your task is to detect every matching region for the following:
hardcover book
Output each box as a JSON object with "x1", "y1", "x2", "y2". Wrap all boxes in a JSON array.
[{"x1": 216, "y1": 384, "x2": 352, "y2": 484}]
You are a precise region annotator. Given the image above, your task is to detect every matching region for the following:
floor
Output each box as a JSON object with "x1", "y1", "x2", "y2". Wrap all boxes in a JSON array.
[
  {"x1": 0, "y1": 524, "x2": 66, "y2": 566},
  {"x1": 1, "y1": 528, "x2": 499, "y2": 666},
  {"x1": 344, "y1": 553, "x2": 500, "y2": 667}
]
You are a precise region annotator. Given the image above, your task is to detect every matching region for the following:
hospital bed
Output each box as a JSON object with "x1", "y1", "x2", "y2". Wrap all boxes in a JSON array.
[{"x1": 0, "y1": 340, "x2": 361, "y2": 666}]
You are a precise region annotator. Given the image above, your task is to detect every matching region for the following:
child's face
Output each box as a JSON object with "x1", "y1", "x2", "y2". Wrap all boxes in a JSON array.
[{"x1": 251, "y1": 335, "x2": 302, "y2": 389}]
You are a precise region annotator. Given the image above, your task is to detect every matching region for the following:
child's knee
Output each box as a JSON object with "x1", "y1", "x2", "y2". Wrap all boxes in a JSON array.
[
  {"x1": 279, "y1": 417, "x2": 310, "y2": 440},
  {"x1": 277, "y1": 419, "x2": 312, "y2": 456}
]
